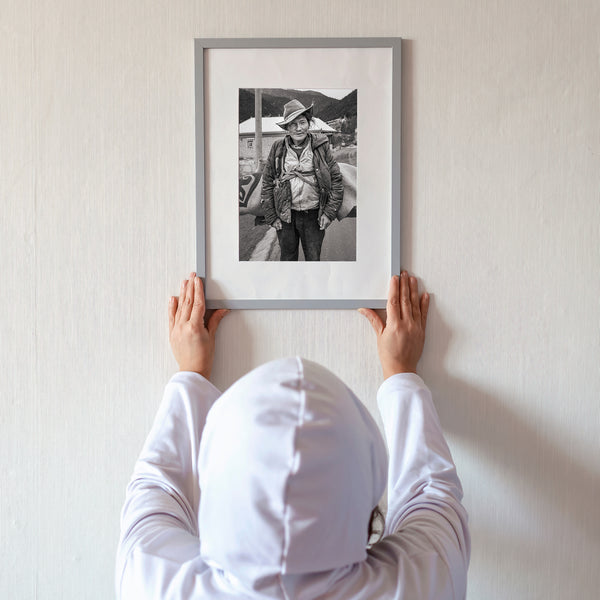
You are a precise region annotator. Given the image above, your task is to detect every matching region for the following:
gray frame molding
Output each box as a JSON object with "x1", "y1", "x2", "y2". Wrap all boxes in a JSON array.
[{"x1": 194, "y1": 37, "x2": 401, "y2": 309}]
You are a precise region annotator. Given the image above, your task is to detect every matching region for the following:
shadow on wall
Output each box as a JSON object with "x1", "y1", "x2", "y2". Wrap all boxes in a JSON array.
[
  {"x1": 400, "y1": 39, "x2": 415, "y2": 271},
  {"x1": 211, "y1": 311, "x2": 256, "y2": 391},
  {"x1": 424, "y1": 301, "x2": 600, "y2": 544},
  {"x1": 400, "y1": 38, "x2": 598, "y2": 589}
]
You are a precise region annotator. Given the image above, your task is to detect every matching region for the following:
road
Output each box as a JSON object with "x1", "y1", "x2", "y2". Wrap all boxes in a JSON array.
[{"x1": 242, "y1": 216, "x2": 357, "y2": 261}]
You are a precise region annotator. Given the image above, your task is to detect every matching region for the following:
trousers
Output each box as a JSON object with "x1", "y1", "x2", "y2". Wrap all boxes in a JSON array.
[{"x1": 277, "y1": 209, "x2": 325, "y2": 261}]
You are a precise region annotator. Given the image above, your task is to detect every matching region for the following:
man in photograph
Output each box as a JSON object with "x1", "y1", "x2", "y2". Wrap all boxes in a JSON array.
[{"x1": 261, "y1": 99, "x2": 344, "y2": 261}]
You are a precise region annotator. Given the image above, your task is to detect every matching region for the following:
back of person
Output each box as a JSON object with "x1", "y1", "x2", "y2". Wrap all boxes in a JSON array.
[{"x1": 116, "y1": 272, "x2": 470, "y2": 599}]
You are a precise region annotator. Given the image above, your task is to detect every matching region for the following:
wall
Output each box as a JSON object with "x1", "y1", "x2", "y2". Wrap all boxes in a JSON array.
[{"x1": 2, "y1": 1, "x2": 598, "y2": 598}]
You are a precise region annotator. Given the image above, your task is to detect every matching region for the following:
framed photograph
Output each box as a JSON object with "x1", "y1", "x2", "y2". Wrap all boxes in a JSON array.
[{"x1": 195, "y1": 38, "x2": 401, "y2": 308}]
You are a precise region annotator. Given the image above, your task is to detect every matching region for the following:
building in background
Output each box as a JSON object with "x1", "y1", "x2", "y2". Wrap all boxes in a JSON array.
[{"x1": 239, "y1": 117, "x2": 337, "y2": 161}]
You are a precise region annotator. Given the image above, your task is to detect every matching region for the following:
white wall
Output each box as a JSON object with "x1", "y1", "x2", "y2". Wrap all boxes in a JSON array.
[{"x1": 2, "y1": 1, "x2": 599, "y2": 598}]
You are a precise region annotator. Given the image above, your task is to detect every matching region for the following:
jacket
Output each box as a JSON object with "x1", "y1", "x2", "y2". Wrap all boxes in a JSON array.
[
  {"x1": 116, "y1": 358, "x2": 470, "y2": 599},
  {"x1": 261, "y1": 134, "x2": 344, "y2": 225}
]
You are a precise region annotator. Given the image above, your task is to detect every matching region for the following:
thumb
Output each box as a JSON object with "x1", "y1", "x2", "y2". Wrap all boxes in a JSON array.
[
  {"x1": 168, "y1": 296, "x2": 178, "y2": 334},
  {"x1": 207, "y1": 309, "x2": 230, "y2": 337},
  {"x1": 358, "y1": 308, "x2": 384, "y2": 336}
]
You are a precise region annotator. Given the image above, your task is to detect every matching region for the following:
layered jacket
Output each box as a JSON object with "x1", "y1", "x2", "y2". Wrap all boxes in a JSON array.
[
  {"x1": 116, "y1": 357, "x2": 470, "y2": 599},
  {"x1": 261, "y1": 133, "x2": 344, "y2": 225}
]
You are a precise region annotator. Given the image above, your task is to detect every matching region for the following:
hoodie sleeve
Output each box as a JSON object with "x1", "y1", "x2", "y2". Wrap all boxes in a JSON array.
[
  {"x1": 115, "y1": 371, "x2": 221, "y2": 599},
  {"x1": 376, "y1": 373, "x2": 470, "y2": 599}
]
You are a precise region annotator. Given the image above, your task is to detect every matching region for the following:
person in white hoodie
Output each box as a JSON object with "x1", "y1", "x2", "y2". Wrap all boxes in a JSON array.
[{"x1": 116, "y1": 271, "x2": 470, "y2": 599}]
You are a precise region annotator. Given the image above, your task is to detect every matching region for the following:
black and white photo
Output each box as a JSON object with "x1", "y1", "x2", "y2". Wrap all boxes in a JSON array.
[{"x1": 238, "y1": 89, "x2": 357, "y2": 262}]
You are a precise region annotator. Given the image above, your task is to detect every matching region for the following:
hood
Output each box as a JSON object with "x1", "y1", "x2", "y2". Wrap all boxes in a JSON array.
[{"x1": 197, "y1": 357, "x2": 388, "y2": 593}]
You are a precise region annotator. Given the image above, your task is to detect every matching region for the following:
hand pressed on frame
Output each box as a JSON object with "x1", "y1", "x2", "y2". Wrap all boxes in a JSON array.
[
  {"x1": 359, "y1": 272, "x2": 429, "y2": 378},
  {"x1": 168, "y1": 272, "x2": 229, "y2": 379}
]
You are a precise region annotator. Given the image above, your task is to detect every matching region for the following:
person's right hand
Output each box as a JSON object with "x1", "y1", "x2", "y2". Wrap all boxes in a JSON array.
[
  {"x1": 168, "y1": 273, "x2": 229, "y2": 379},
  {"x1": 359, "y1": 272, "x2": 429, "y2": 378},
  {"x1": 271, "y1": 218, "x2": 283, "y2": 231}
]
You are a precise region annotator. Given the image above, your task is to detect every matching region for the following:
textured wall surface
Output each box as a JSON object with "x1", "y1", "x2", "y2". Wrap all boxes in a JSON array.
[{"x1": 1, "y1": 1, "x2": 599, "y2": 598}]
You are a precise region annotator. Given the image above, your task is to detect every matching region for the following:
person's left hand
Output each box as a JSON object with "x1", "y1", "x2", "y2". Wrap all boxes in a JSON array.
[
  {"x1": 168, "y1": 273, "x2": 229, "y2": 379},
  {"x1": 319, "y1": 214, "x2": 332, "y2": 230}
]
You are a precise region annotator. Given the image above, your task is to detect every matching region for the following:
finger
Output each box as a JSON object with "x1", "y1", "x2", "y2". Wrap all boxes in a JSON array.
[
  {"x1": 420, "y1": 292, "x2": 430, "y2": 331},
  {"x1": 358, "y1": 308, "x2": 384, "y2": 336},
  {"x1": 399, "y1": 271, "x2": 412, "y2": 321},
  {"x1": 180, "y1": 272, "x2": 196, "y2": 321},
  {"x1": 207, "y1": 309, "x2": 230, "y2": 336},
  {"x1": 384, "y1": 275, "x2": 401, "y2": 327},
  {"x1": 190, "y1": 276, "x2": 206, "y2": 328},
  {"x1": 409, "y1": 276, "x2": 421, "y2": 322},
  {"x1": 175, "y1": 279, "x2": 187, "y2": 320},
  {"x1": 168, "y1": 296, "x2": 178, "y2": 333}
]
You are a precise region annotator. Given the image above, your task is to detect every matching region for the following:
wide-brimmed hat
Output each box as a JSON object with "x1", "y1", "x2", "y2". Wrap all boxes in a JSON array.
[{"x1": 276, "y1": 99, "x2": 314, "y2": 128}]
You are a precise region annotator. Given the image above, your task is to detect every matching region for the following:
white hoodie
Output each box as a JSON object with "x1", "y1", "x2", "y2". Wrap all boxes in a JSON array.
[{"x1": 116, "y1": 358, "x2": 470, "y2": 599}]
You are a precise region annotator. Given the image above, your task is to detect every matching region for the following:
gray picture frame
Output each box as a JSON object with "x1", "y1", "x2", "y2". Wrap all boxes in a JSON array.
[{"x1": 195, "y1": 37, "x2": 402, "y2": 309}]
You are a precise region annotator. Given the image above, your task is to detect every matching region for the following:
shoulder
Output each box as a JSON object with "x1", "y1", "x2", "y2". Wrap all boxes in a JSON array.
[
  {"x1": 266, "y1": 138, "x2": 286, "y2": 165},
  {"x1": 269, "y1": 137, "x2": 287, "y2": 153},
  {"x1": 310, "y1": 132, "x2": 330, "y2": 149}
]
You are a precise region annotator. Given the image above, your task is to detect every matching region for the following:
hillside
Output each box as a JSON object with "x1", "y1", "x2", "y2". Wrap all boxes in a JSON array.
[
  {"x1": 239, "y1": 88, "x2": 357, "y2": 123},
  {"x1": 318, "y1": 89, "x2": 357, "y2": 121}
]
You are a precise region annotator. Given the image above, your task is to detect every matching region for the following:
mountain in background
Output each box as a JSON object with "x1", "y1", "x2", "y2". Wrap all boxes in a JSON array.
[
  {"x1": 238, "y1": 89, "x2": 281, "y2": 122},
  {"x1": 318, "y1": 89, "x2": 357, "y2": 121},
  {"x1": 239, "y1": 88, "x2": 357, "y2": 123}
]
